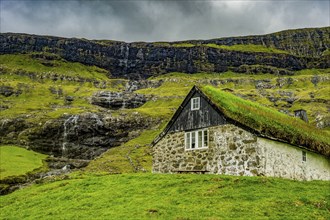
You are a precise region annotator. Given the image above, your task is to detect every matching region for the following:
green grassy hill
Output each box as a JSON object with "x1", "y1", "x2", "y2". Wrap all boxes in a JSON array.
[
  {"x1": 0, "y1": 173, "x2": 329, "y2": 219},
  {"x1": 0, "y1": 145, "x2": 47, "y2": 179}
]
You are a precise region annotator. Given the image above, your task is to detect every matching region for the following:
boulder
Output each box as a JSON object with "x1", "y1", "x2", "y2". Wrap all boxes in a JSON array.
[
  {"x1": 0, "y1": 86, "x2": 14, "y2": 97},
  {"x1": 91, "y1": 91, "x2": 147, "y2": 109}
]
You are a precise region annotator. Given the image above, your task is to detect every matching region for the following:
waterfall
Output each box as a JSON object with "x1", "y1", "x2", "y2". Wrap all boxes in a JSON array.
[
  {"x1": 120, "y1": 44, "x2": 130, "y2": 72},
  {"x1": 62, "y1": 115, "x2": 79, "y2": 158},
  {"x1": 124, "y1": 45, "x2": 129, "y2": 71},
  {"x1": 122, "y1": 99, "x2": 126, "y2": 109}
]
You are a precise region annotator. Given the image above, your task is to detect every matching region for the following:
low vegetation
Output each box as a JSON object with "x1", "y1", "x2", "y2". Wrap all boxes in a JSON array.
[
  {"x1": 0, "y1": 53, "x2": 109, "y2": 81},
  {"x1": 205, "y1": 43, "x2": 289, "y2": 54},
  {"x1": 202, "y1": 86, "x2": 330, "y2": 156},
  {"x1": 172, "y1": 42, "x2": 196, "y2": 48},
  {"x1": 85, "y1": 128, "x2": 163, "y2": 174},
  {"x1": 0, "y1": 173, "x2": 329, "y2": 219},
  {"x1": 0, "y1": 145, "x2": 47, "y2": 179}
]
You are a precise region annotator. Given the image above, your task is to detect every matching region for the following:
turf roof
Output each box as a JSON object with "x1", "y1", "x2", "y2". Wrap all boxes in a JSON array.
[{"x1": 201, "y1": 85, "x2": 330, "y2": 157}]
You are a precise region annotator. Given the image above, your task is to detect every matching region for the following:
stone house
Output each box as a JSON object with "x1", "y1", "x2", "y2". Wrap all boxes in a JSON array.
[{"x1": 152, "y1": 86, "x2": 330, "y2": 180}]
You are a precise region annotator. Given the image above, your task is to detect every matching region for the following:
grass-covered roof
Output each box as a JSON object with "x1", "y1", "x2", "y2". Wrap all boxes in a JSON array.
[{"x1": 201, "y1": 86, "x2": 330, "y2": 157}]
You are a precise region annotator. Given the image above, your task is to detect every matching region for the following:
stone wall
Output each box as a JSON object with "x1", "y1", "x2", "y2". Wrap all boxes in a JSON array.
[
  {"x1": 260, "y1": 138, "x2": 330, "y2": 180},
  {"x1": 152, "y1": 124, "x2": 330, "y2": 180}
]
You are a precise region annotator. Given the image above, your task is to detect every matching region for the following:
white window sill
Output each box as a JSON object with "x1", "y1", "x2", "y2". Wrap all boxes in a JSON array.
[{"x1": 185, "y1": 147, "x2": 208, "y2": 151}]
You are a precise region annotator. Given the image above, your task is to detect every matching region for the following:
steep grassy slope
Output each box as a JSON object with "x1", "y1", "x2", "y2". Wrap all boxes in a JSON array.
[
  {"x1": 0, "y1": 145, "x2": 47, "y2": 179},
  {"x1": 0, "y1": 174, "x2": 329, "y2": 219},
  {"x1": 0, "y1": 53, "x2": 125, "y2": 119},
  {"x1": 0, "y1": 53, "x2": 110, "y2": 81}
]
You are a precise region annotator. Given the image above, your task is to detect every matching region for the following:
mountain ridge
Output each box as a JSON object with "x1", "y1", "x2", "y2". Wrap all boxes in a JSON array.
[{"x1": 1, "y1": 27, "x2": 329, "y2": 79}]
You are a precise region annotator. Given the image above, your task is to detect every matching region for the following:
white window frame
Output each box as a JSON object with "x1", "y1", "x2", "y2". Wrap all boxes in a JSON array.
[
  {"x1": 185, "y1": 129, "x2": 208, "y2": 150},
  {"x1": 191, "y1": 97, "x2": 200, "y2": 110}
]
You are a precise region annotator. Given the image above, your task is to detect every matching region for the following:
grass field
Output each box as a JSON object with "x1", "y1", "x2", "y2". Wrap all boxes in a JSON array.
[
  {"x1": 0, "y1": 146, "x2": 48, "y2": 179},
  {"x1": 0, "y1": 173, "x2": 329, "y2": 219}
]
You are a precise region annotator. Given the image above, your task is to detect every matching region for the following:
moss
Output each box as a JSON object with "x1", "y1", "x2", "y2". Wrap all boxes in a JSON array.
[
  {"x1": 205, "y1": 43, "x2": 289, "y2": 54},
  {"x1": 172, "y1": 43, "x2": 196, "y2": 48}
]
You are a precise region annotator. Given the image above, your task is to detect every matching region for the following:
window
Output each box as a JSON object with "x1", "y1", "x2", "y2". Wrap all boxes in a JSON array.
[
  {"x1": 191, "y1": 97, "x2": 200, "y2": 110},
  {"x1": 185, "y1": 129, "x2": 208, "y2": 150},
  {"x1": 302, "y1": 151, "x2": 307, "y2": 162}
]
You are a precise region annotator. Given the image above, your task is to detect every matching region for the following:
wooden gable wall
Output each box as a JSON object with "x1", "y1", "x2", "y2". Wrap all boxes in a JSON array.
[{"x1": 168, "y1": 90, "x2": 226, "y2": 132}]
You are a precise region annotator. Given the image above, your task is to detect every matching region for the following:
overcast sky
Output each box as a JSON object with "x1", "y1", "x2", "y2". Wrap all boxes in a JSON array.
[{"x1": 1, "y1": 0, "x2": 329, "y2": 42}]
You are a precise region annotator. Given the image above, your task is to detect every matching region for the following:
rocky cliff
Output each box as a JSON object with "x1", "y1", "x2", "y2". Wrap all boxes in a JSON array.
[
  {"x1": 0, "y1": 112, "x2": 157, "y2": 160},
  {"x1": 1, "y1": 27, "x2": 329, "y2": 79}
]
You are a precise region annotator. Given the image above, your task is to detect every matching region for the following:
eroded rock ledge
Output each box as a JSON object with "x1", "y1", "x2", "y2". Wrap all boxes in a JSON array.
[{"x1": 91, "y1": 91, "x2": 147, "y2": 109}]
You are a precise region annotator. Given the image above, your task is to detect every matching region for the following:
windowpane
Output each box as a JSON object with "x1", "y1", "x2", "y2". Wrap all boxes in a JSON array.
[
  {"x1": 191, "y1": 97, "x2": 200, "y2": 110},
  {"x1": 198, "y1": 131, "x2": 203, "y2": 148},
  {"x1": 204, "y1": 130, "x2": 208, "y2": 147},
  {"x1": 186, "y1": 132, "x2": 191, "y2": 149},
  {"x1": 185, "y1": 129, "x2": 208, "y2": 151},
  {"x1": 185, "y1": 133, "x2": 190, "y2": 149},
  {"x1": 191, "y1": 132, "x2": 196, "y2": 149}
]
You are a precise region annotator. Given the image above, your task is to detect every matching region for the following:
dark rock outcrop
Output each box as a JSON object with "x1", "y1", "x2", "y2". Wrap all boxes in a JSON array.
[
  {"x1": 0, "y1": 112, "x2": 156, "y2": 160},
  {"x1": 125, "y1": 80, "x2": 163, "y2": 92},
  {"x1": 294, "y1": 109, "x2": 309, "y2": 122},
  {"x1": 91, "y1": 91, "x2": 147, "y2": 109},
  {"x1": 0, "y1": 86, "x2": 15, "y2": 97}
]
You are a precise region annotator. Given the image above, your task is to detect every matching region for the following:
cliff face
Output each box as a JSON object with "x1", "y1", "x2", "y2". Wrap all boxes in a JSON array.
[
  {"x1": 203, "y1": 27, "x2": 330, "y2": 57},
  {"x1": 1, "y1": 27, "x2": 329, "y2": 79}
]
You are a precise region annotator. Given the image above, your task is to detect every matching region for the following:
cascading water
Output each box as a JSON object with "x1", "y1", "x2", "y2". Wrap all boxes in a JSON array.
[
  {"x1": 0, "y1": 119, "x2": 9, "y2": 130},
  {"x1": 122, "y1": 99, "x2": 126, "y2": 109},
  {"x1": 120, "y1": 44, "x2": 130, "y2": 72},
  {"x1": 62, "y1": 115, "x2": 79, "y2": 158},
  {"x1": 124, "y1": 45, "x2": 129, "y2": 71}
]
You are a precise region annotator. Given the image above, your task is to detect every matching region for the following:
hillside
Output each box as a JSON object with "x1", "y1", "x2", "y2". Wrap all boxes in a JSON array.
[
  {"x1": 0, "y1": 173, "x2": 329, "y2": 219},
  {"x1": 1, "y1": 55, "x2": 330, "y2": 174},
  {"x1": 0, "y1": 27, "x2": 329, "y2": 178},
  {"x1": 0, "y1": 145, "x2": 47, "y2": 180}
]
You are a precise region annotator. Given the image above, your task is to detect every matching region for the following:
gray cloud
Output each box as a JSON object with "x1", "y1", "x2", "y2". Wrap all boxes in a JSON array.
[{"x1": 1, "y1": 0, "x2": 329, "y2": 42}]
